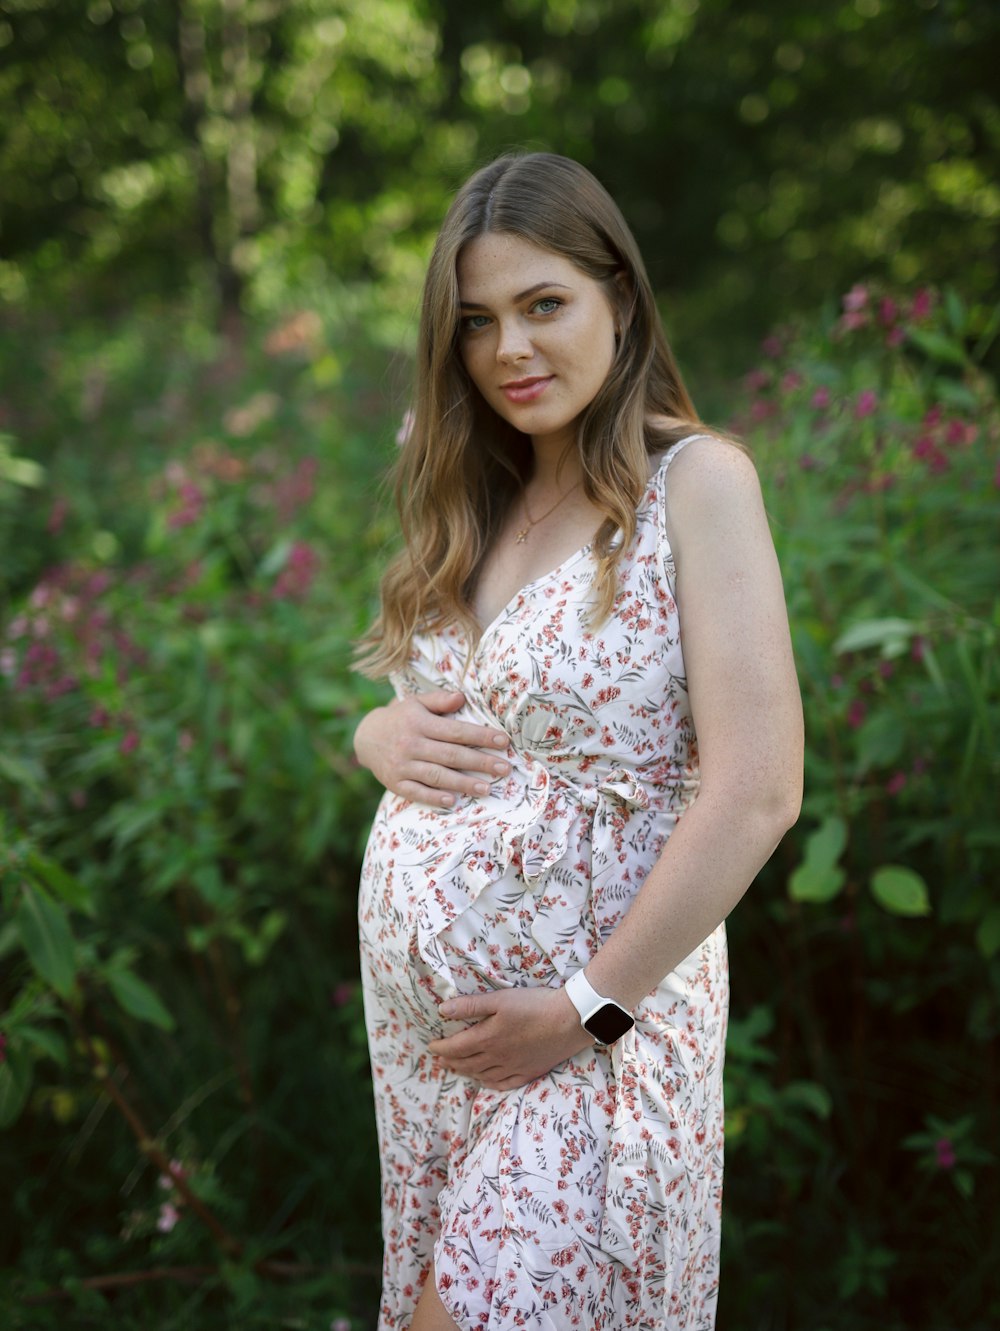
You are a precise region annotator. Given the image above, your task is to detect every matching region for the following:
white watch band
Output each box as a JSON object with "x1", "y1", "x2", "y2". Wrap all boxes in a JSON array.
[{"x1": 564, "y1": 967, "x2": 610, "y2": 1023}]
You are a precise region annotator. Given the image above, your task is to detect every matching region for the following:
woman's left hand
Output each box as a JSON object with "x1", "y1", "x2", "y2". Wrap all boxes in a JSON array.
[{"x1": 428, "y1": 986, "x2": 595, "y2": 1090}]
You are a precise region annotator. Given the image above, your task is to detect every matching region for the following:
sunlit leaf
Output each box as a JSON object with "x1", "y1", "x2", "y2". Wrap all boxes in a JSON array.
[
  {"x1": 870, "y1": 865, "x2": 931, "y2": 917},
  {"x1": 834, "y1": 618, "x2": 920, "y2": 654}
]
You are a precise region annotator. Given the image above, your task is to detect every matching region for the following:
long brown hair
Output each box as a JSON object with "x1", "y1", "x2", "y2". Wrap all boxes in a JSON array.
[{"x1": 356, "y1": 152, "x2": 703, "y2": 678}]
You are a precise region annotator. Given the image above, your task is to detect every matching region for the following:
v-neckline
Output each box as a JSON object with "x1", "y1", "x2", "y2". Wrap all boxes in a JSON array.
[{"x1": 471, "y1": 538, "x2": 596, "y2": 656}]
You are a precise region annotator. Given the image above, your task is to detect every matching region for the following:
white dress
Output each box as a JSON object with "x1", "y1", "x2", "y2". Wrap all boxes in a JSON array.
[{"x1": 359, "y1": 437, "x2": 728, "y2": 1330}]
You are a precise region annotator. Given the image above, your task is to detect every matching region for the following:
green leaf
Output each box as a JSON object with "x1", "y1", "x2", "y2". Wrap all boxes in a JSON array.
[
  {"x1": 834, "y1": 618, "x2": 919, "y2": 654},
  {"x1": 106, "y1": 967, "x2": 175, "y2": 1032},
  {"x1": 870, "y1": 865, "x2": 931, "y2": 917},
  {"x1": 782, "y1": 1080, "x2": 833, "y2": 1119},
  {"x1": 14, "y1": 885, "x2": 76, "y2": 997},
  {"x1": 17, "y1": 1024, "x2": 68, "y2": 1066},
  {"x1": 905, "y1": 327, "x2": 968, "y2": 367},
  {"x1": 789, "y1": 861, "x2": 846, "y2": 903},
  {"x1": 0, "y1": 1046, "x2": 32, "y2": 1129},
  {"x1": 975, "y1": 908, "x2": 1000, "y2": 960},
  {"x1": 26, "y1": 852, "x2": 94, "y2": 916},
  {"x1": 803, "y1": 815, "x2": 848, "y2": 868},
  {"x1": 0, "y1": 752, "x2": 45, "y2": 792}
]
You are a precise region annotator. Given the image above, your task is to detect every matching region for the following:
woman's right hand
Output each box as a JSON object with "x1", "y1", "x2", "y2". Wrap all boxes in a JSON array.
[{"x1": 353, "y1": 689, "x2": 511, "y2": 807}]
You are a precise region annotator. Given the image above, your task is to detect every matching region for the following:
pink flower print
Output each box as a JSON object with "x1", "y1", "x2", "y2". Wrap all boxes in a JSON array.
[{"x1": 854, "y1": 390, "x2": 879, "y2": 419}]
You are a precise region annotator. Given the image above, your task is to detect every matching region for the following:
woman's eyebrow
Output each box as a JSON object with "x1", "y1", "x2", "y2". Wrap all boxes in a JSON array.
[{"x1": 459, "y1": 281, "x2": 572, "y2": 310}]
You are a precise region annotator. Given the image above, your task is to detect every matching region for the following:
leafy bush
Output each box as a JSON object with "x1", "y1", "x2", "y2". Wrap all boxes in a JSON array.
[
  {"x1": 0, "y1": 303, "x2": 395, "y2": 1327},
  {"x1": 720, "y1": 283, "x2": 999, "y2": 1330},
  {"x1": 1, "y1": 282, "x2": 997, "y2": 1329}
]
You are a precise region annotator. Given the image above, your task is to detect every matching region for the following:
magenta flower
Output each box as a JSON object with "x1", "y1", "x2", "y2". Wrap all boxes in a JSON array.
[
  {"x1": 761, "y1": 334, "x2": 784, "y2": 359},
  {"x1": 878, "y1": 297, "x2": 898, "y2": 326},
  {"x1": 780, "y1": 371, "x2": 803, "y2": 394},
  {"x1": 842, "y1": 284, "x2": 869, "y2": 313},
  {"x1": 838, "y1": 311, "x2": 868, "y2": 333},
  {"x1": 119, "y1": 729, "x2": 140, "y2": 756},
  {"x1": 885, "y1": 772, "x2": 906, "y2": 797},
  {"x1": 273, "y1": 541, "x2": 320, "y2": 600},
  {"x1": 847, "y1": 699, "x2": 867, "y2": 729},
  {"x1": 810, "y1": 387, "x2": 831, "y2": 410},
  {"x1": 877, "y1": 660, "x2": 894, "y2": 680},
  {"x1": 855, "y1": 389, "x2": 879, "y2": 419},
  {"x1": 934, "y1": 1137, "x2": 956, "y2": 1170},
  {"x1": 885, "y1": 326, "x2": 905, "y2": 348},
  {"x1": 910, "y1": 288, "x2": 934, "y2": 321},
  {"x1": 744, "y1": 368, "x2": 770, "y2": 394}
]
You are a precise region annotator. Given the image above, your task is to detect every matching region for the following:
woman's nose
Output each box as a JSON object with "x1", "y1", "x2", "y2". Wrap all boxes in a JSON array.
[{"x1": 496, "y1": 320, "x2": 532, "y2": 363}]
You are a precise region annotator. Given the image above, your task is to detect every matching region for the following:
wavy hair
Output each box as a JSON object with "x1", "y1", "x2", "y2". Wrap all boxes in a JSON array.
[{"x1": 356, "y1": 152, "x2": 706, "y2": 678}]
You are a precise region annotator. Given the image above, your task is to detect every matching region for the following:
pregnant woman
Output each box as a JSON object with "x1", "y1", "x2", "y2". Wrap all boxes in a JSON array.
[{"x1": 353, "y1": 152, "x2": 803, "y2": 1331}]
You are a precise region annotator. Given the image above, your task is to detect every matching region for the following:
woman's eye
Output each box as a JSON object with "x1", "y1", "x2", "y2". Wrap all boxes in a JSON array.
[
  {"x1": 462, "y1": 314, "x2": 491, "y2": 332},
  {"x1": 533, "y1": 297, "x2": 562, "y2": 315}
]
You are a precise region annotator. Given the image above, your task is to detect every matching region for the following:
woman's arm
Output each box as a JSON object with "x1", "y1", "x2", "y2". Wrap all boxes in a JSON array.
[
  {"x1": 429, "y1": 438, "x2": 803, "y2": 1087},
  {"x1": 354, "y1": 689, "x2": 511, "y2": 806}
]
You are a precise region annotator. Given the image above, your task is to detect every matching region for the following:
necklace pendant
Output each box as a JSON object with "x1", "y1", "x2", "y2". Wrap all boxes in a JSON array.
[{"x1": 514, "y1": 527, "x2": 529, "y2": 544}]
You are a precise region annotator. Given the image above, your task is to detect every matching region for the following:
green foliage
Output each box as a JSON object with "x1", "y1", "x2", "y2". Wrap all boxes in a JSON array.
[
  {"x1": 0, "y1": 298, "x2": 393, "y2": 1326},
  {"x1": 721, "y1": 279, "x2": 1000, "y2": 1328},
  {"x1": 1, "y1": 270, "x2": 998, "y2": 1324}
]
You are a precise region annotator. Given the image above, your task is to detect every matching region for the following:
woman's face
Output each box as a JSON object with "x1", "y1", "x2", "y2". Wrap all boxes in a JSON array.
[{"x1": 456, "y1": 232, "x2": 619, "y2": 454}]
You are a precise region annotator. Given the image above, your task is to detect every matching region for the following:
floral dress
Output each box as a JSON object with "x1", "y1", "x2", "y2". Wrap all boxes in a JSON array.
[{"x1": 359, "y1": 436, "x2": 728, "y2": 1330}]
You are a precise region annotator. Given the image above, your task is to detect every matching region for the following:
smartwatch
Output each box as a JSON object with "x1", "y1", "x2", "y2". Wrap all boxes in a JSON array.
[{"x1": 564, "y1": 968, "x2": 635, "y2": 1046}]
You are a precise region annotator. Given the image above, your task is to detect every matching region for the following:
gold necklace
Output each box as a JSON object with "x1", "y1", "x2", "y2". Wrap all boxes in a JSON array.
[{"x1": 514, "y1": 480, "x2": 582, "y2": 544}]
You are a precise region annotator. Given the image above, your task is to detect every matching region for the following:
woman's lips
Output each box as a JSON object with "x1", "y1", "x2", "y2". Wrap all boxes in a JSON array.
[{"x1": 501, "y1": 375, "x2": 553, "y2": 403}]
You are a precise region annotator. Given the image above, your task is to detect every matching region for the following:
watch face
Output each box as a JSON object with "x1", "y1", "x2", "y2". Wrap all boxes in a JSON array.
[{"x1": 584, "y1": 1002, "x2": 635, "y2": 1046}]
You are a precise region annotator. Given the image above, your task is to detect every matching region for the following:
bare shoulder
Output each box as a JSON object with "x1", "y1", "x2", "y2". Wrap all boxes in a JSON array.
[{"x1": 663, "y1": 435, "x2": 768, "y2": 557}]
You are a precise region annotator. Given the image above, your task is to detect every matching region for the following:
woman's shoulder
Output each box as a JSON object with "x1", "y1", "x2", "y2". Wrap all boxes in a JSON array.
[{"x1": 645, "y1": 418, "x2": 752, "y2": 483}]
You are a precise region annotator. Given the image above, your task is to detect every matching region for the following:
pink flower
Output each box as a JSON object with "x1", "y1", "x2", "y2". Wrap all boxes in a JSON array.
[
  {"x1": 885, "y1": 772, "x2": 906, "y2": 796},
  {"x1": 119, "y1": 730, "x2": 140, "y2": 755},
  {"x1": 838, "y1": 311, "x2": 868, "y2": 333},
  {"x1": 780, "y1": 371, "x2": 803, "y2": 394},
  {"x1": 810, "y1": 386, "x2": 831, "y2": 410},
  {"x1": 910, "y1": 636, "x2": 925, "y2": 663},
  {"x1": 843, "y1": 284, "x2": 869, "y2": 313},
  {"x1": 910, "y1": 288, "x2": 934, "y2": 321},
  {"x1": 878, "y1": 297, "x2": 898, "y2": 326},
  {"x1": 855, "y1": 390, "x2": 879, "y2": 419},
  {"x1": 744, "y1": 368, "x2": 770, "y2": 394},
  {"x1": 760, "y1": 334, "x2": 784, "y2": 359},
  {"x1": 847, "y1": 699, "x2": 867, "y2": 729},
  {"x1": 934, "y1": 1137, "x2": 956, "y2": 1170},
  {"x1": 886, "y1": 326, "x2": 905, "y2": 348},
  {"x1": 878, "y1": 660, "x2": 894, "y2": 680},
  {"x1": 273, "y1": 541, "x2": 320, "y2": 600},
  {"x1": 330, "y1": 1320, "x2": 352, "y2": 1331},
  {"x1": 750, "y1": 399, "x2": 775, "y2": 422},
  {"x1": 157, "y1": 1202, "x2": 181, "y2": 1233},
  {"x1": 798, "y1": 454, "x2": 819, "y2": 470},
  {"x1": 47, "y1": 497, "x2": 70, "y2": 535}
]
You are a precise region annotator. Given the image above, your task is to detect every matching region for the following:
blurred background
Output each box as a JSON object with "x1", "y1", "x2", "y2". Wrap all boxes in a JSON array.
[{"x1": 1, "y1": 1, "x2": 998, "y2": 1327}]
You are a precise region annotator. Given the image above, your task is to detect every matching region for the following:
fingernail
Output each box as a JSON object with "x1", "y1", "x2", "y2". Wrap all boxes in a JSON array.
[
  {"x1": 440, "y1": 793, "x2": 454, "y2": 807},
  {"x1": 474, "y1": 781, "x2": 489, "y2": 796},
  {"x1": 492, "y1": 734, "x2": 508, "y2": 747},
  {"x1": 492, "y1": 761, "x2": 508, "y2": 775},
  {"x1": 439, "y1": 1002, "x2": 455, "y2": 1017}
]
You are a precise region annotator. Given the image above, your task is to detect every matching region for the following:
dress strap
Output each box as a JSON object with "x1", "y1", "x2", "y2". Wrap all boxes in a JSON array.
[{"x1": 658, "y1": 431, "x2": 714, "y2": 477}]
